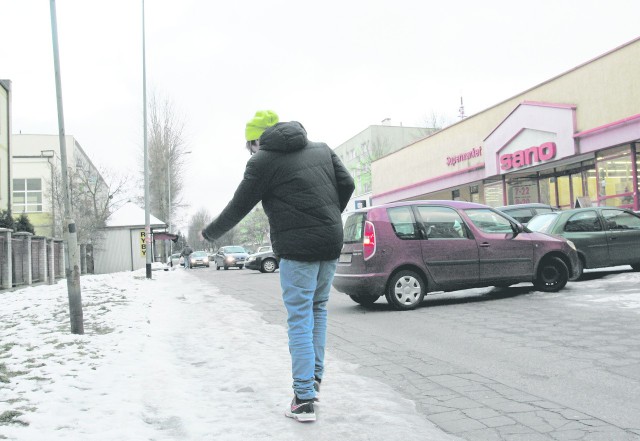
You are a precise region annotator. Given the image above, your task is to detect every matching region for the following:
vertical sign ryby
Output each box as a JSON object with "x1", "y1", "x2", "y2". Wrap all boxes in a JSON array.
[{"x1": 140, "y1": 231, "x2": 146, "y2": 257}]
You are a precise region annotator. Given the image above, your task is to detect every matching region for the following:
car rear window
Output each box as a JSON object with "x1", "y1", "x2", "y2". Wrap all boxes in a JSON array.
[
  {"x1": 503, "y1": 207, "x2": 534, "y2": 224},
  {"x1": 526, "y1": 213, "x2": 558, "y2": 232},
  {"x1": 225, "y1": 246, "x2": 246, "y2": 253},
  {"x1": 343, "y1": 213, "x2": 365, "y2": 243}
]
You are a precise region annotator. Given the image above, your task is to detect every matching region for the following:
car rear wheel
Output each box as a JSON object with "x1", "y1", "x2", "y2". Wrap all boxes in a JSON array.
[
  {"x1": 386, "y1": 270, "x2": 426, "y2": 311},
  {"x1": 348, "y1": 294, "x2": 380, "y2": 306},
  {"x1": 534, "y1": 256, "x2": 569, "y2": 292},
  {"x1": 216, "y1": 264, "x2": 220, "y2": 270},
  {"x1": 224, "y1": 265, "x2": 229, "y2": 270},
  {"x1": 261, "y1": 258, "x2": 278, "y2": 273}
]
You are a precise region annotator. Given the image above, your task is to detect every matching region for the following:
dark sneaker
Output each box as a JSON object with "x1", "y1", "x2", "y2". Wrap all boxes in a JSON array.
[{"x1": 284, "y1": 396, "x2": 316, "y2": 422}]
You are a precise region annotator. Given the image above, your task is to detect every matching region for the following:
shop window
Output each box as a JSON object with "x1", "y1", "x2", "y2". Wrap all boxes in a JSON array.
[
  {"x1": 571, "y1": 173, "x2": 584, "y2": 199},
  {"x1": 596, "y1": 145, "x2": 633, "y2": 207},
  {"x1": 12, "y1": 178, "x2": 43, "y2": 213},
  {"x1": 636, "y1": 146, "x2": 640, "y2": 210},
  {"x1": 539, "y1": 177, "x2": 556, "y2": 206},
  {"x1": 557, "y1": 175, "x2": 571, "y2": 209},
  {"x1": 483, "y1": 180, "x2": 504, "y2": 207},
  {"x1": 506, "y1": 175, "x2": 538, "y2": 205},
  {"x1": 469, "y1": 185, "x2": 480, "y2": 203}
]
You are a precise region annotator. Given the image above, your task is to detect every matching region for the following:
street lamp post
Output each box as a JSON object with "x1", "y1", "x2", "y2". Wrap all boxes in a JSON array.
[{"x1": 49, "y1": 0, "x2": 84, "y2": 334}]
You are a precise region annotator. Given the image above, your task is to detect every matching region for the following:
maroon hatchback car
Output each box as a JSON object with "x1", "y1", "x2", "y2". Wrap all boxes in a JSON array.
[{"x1": 333, "y1": 200, "x2": 580, "y2": 311}]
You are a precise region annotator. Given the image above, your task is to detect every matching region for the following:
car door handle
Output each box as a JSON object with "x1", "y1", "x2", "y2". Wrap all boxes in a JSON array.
[
  {"x1": 610, "y1": 236, "x2": 617, "y2": 240},
  {"x1": 479, "y1": 242, "x2": 491, "y2": 247}
]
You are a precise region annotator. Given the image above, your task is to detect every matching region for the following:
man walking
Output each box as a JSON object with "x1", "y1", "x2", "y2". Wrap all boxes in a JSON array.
[
  {"x1": 201, "y1": 110, "x2": 354, "y2": 422},
  {"x1": 181, "y1": 244, "x2": 193, "y2": 269}
]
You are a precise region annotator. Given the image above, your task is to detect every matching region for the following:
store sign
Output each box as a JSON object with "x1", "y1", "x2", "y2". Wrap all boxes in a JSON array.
[
  {"x1": 512, "y1": 185, "x2": 536, "y2": 204},
  {"x1": 447, "y1": 146, "x2": 482, "y2": 166},
  {"x1": 499, "y1": 142, "x2": 556, "y2": 171},
  {"x1": 140, "y1": 231, "x2": 147, "y2": 257}
]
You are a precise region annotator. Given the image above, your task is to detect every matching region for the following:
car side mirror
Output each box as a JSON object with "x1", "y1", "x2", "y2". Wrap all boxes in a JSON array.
[{"x1": 511, "y1": 222, "x2": 524, "y2": 235}]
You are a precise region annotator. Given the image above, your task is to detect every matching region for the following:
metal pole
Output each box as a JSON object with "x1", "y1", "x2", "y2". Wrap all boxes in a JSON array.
[
  {"x1": 142, "y1": 0, "x2": 152, "y2": 278},
  {"x1": 167, "y1": 159, "x2": 172, "y2": 256},
  {"x1": 49, "y1": 0, "x2": 84, "y2": 334}
]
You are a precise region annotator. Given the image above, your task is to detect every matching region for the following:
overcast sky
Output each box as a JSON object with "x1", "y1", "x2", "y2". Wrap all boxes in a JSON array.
[{"x1": 2, "y1": 0, "x2": 639, "y2": 231}]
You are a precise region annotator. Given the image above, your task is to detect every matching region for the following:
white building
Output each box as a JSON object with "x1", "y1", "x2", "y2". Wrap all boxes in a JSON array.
[
  {"x1": 93, "y1": 202, "x2": 167, "y2": 274},
  {"x1": 333, "y1": 124, "x2": 436, "y2": 213},
  {"x1": 11, "y1": 134, "x2": 104, "y2": 237}
]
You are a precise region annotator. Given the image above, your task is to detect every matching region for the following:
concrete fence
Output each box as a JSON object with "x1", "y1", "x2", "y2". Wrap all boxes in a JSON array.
[{"x1": 0, "y1": 228, "x2": 93, "y2": 290}]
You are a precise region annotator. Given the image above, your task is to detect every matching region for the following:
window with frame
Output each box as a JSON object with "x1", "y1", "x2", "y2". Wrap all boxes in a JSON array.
[
  {"x1": 343, "y1": 213, "x2": 365, "y2": 243},
  {"x1": 416, "y1": 206, "x2": 468, "y2": 239},
  {"x1": 464, "y1": 208, "x2": 513, "y2": 233},
  {"x1": 12, "y1": 178, "x2": 43, "y2": 213},
  {"x1": 387, "y1": 206, "x2": 418, "y2": 239},
  {"x1": 564, "y1": 211, "x2": 602, "y2": 232},
  {"x1": 601, "y1": 209, "x2": 640, "y2": 230}
]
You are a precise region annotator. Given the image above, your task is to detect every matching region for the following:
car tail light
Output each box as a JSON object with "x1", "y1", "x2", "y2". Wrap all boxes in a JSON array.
[{"x1": 363, "y1": 220, "x2": 376, "y2": 260}]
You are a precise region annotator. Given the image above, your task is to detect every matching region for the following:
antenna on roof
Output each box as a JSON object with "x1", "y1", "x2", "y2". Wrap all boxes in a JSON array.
[{"x1": 458, "y1": 97, "x2": 466, "y2": 120}]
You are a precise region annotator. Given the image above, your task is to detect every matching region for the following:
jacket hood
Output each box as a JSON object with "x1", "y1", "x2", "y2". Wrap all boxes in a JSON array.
[{"x1": 259, "y1": 121, "x2": 308, "y2": 153}]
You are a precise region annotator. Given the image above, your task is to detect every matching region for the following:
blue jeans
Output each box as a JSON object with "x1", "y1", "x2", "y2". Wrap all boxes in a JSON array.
[{"x1": 279, "y1": 258, "x2": 337, "y2": 400}]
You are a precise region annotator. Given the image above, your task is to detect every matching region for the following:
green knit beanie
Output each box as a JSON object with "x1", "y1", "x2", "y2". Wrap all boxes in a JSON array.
[{"x1": 245, "y1": 110, "x2": 279, "y2": 141}]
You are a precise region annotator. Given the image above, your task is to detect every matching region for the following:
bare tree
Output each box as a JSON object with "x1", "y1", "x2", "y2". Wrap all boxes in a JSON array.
[
  {"x1": 214, "y1": 228, "x2": 240, "y2": 250},
  {"x1": 187, "y1": 208, "x2": 211, "y2": 251},
  {"x1": 422, "y1": 110, "x2": 451, "y2": 133},
  {"x1": 49, "y1": 163, "x2": 129, "y2": 248},
  {"x1": 139, "y1": 93, "x2": 190, "y2": 230},
  {"x1": 237, "y1": 204, "x2": 270, "y2": 248},
  {"x1": 351, "y1": 136, "x2": 390, "y2": 177}
]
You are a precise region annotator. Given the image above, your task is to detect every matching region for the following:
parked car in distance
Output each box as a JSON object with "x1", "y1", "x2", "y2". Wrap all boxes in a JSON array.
[
  {"x1": 189, "y1": 251, "x2": 210, "y2": 268},
  {"x1": 214, "y1": 246, "x2": 249, "y2": 270},
  {"x1": 496, "y1": 203, "x2": 560, "y2": 225},
  {"x1": 333, "y1": 200, "x2": 580, "y2": 311},
  {"x1": 245, "y1": 249, "x2": 279, "y2": 273},
  {"x1": 526, "y1": 207, "x2": 640, "y2": 279}
]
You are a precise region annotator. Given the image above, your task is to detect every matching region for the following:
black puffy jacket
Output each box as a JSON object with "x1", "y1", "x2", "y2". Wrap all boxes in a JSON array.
[{"x1": 202, "y1": 121, "x2": 355, "y2": 261}]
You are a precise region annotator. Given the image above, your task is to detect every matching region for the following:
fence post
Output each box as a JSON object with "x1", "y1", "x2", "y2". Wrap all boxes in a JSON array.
[
  {"x1": 54, "y1": 239, "x2": 66, "y2": 279},
  {"x1": 0, "y1": 228, "x2": 12, "y2": 290},
  {"x1": 79, "y1": 244, "x2": 86, "y2": 275},
  {"x1": 33, "y1": 236, "x2": 47, "y2": 284},
  {"x1": 47, "y1": 238, "x2": 55, "y2": 285},
  {"x1": 14, "y1": 232, "x2": 33, "y2": 286}
]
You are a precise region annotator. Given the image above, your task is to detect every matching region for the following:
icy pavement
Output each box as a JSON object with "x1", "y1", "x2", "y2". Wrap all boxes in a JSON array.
[{"x1": 0, "y1": 269, "x2": 459, "y2": 441}]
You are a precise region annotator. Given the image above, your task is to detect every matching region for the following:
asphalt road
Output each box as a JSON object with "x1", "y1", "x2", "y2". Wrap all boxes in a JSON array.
[{"x1": 189, "y1": 265, "x2": 640, "y2": 440}]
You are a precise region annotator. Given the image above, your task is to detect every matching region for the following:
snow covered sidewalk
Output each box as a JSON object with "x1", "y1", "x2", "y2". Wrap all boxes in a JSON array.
[{"x1": 0, "y1": 269, "x2": 458, "y2": 441}]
